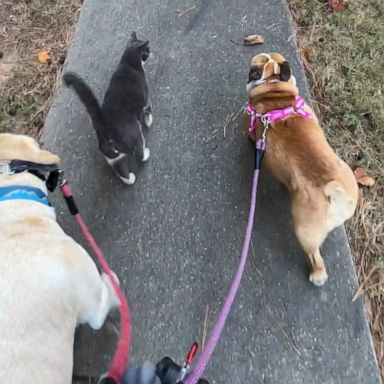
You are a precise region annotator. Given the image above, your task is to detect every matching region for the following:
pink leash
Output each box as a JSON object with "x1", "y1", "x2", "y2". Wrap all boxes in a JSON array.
[
  {"x1": 184, "y1": 139, "x2": 266, "y2": 384},
  {"x1": 186, "y1": 96, "x2": 311, "y2": 383},
  {"x1": 60, "y1": 182, "x2": 131, "y2": 384}
]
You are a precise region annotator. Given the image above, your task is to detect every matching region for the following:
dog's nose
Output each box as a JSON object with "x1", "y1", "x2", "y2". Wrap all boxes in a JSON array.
[{"x1": 265, "y1": 60, "x2": 280, "y2": 77}]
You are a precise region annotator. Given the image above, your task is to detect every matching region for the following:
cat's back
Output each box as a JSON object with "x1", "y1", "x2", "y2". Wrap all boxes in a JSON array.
[{"x1": 103, "y1": 62, "x2": 148, "y2": 118}]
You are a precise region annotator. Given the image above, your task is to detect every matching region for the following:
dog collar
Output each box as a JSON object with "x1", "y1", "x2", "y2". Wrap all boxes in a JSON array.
[
  {"x1": 0, "y1": 160, "x2": 62, "y2": 192},
  {"x1": 0, "y1": 185, "x2": 50, "y2": 206},
  {"x1": 246, "y1": 95, "x2": 312, "y2": 135}
]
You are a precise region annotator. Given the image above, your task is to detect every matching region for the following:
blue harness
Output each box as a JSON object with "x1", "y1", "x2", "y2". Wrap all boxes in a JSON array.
[{"x1": 0, "y1": 185, "x2": 50, "y2": 206}]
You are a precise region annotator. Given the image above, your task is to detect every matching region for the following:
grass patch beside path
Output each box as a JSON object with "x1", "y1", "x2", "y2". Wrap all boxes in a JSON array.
[
  {"x1": 287, "y1": 0, "x2": 384, "y2": 378},
  {"x1": 0, "y1": 0, "x2": 81, "y2": 137}
]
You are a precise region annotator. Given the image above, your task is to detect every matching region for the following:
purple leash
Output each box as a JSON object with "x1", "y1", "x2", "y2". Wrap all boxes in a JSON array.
[{"x1": 184, "y1": 138, "x2": 266, "y2": 384}]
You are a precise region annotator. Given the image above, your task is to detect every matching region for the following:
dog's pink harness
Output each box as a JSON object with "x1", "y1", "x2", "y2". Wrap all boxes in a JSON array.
[{"x1": 246, "y1": 95, "x2": 312, "y2": 134}]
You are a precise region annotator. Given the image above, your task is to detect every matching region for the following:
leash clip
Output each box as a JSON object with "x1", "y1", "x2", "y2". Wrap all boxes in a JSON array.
[
  {"x1": 260, "y1": 115, "x2": 271, "y2": 143},
  {"x1": 58, "y1": 170, "x2": 66, "y2": 188},
  {"x1": 178, "y1": 342, "x2": 199, "y2": 382},
  {"x1": 57, "y1": 169, "x2": 64, "y2": 185},
  {"x1": 97, "y1": 373, "x2": 118, "y2": 384},
  {"x1": 46, "y1": 168, "x2": 64, "y2": 192}
]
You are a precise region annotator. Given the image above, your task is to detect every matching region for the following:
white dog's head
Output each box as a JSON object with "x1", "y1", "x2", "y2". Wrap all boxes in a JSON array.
[{"x1": 0, "y1": 133, "x2": 60, "y2": 192}]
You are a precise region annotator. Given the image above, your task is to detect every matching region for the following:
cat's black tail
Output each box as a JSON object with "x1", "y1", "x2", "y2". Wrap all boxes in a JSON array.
[{"x1": 63, "y1": 72, "x2": 108, "y2": 145}]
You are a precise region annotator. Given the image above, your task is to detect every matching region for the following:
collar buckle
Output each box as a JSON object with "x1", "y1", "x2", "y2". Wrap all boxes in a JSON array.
[{"x1": 0, "y1": 162, "x2": 14, "y2": 176}]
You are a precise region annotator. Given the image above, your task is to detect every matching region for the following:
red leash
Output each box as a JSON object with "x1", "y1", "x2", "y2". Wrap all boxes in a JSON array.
[
  {"x1": 60, "y1": 181, "x2": 131, "y2": 384},
  {"x1": 59, "y1": 134, "x2": 267, "y2": 384}
]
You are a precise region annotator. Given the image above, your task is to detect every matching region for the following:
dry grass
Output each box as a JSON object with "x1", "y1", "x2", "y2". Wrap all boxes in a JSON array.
[
  {"x1": 0, "y1": 0, "x2": 81, "y2": 137},
  {"x1": 287, "y1": 0, "x2": 384, "y2": 378}
]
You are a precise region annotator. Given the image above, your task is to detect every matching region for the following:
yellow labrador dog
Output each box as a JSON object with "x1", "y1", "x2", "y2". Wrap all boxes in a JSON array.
[
  {"x1": 244, "y1": 53, "x2": 358, "y2": 286},
  {"x1": 0, "y1": 133, "x2": 119, "y2": 383}
]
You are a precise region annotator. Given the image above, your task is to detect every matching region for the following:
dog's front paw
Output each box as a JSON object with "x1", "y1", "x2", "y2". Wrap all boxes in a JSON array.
[{"x1": 309, "y1": 269, "x2": 328, "y2": 287}]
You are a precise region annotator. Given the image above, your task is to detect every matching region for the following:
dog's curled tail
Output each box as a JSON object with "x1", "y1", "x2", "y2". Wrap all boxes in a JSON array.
[
  {"x1": 63, "y1": 72, "x2": 106, "y2": 141},
  {"x1": 324, "y1": 180, "x2": 357, "y2": 226}
]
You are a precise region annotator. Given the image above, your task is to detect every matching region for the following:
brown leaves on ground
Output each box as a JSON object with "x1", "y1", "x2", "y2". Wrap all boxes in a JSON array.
[
  {"x1": 302, "y1": 48, "x2": 314, "y2": 62},
  {"x1": 37, "y1": 51, "x2": 52, "y2": 64},
  {"x1": 354, "y1": 167, "x2": 375, "y2": 188},
  {"x1": 329, "y1": 0, "x2": 348, "y2": 12},
  {"x1": 243, "y1": 34, "x2": 264, "y2": 46},
  {"x1": 0, "y1": 0, "x2": 81, "y2": 136}
]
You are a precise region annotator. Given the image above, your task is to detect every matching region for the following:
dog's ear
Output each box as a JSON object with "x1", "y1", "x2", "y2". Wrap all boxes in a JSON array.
[
  {"x1": 279, "y1": 61, "x2": 291, "y2": 81},
  {"x1": 0, "y1": 134, "x2": 60, "y2": 165},
  {"x1": 248, "y1": 66, "x2": 263, "y2": 82},
  {"x1": 33, "y1": 149, "x2": 60, "y2": 165}
]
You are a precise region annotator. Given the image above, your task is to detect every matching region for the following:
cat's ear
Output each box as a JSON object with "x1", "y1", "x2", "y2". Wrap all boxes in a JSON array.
[
  {"x1": 130, "y1": 31, "x2": 137, "y2": 42},
  {"x1": 137, "y1": 40, "x2": 149, "y2": 50}
]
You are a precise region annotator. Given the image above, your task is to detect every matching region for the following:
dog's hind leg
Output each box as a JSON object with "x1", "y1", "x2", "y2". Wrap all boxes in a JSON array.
[
  {"x1": 292, "y1": 197, "x2": 329, "y2": 286},
  {"x1": 85, "y1": 272, "x2": 120, "y2": 330},
  {"x1": 72, "y1": 250, "x2": 120, "y2": 329},
  {"x1": 294, "y1": 225, "x2": 328, "y2": 286}
]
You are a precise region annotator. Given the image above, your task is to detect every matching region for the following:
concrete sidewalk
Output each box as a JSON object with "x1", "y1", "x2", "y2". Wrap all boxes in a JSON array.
[{"x1": 43, "y1": 0, "x2": 381, "y2": 383}]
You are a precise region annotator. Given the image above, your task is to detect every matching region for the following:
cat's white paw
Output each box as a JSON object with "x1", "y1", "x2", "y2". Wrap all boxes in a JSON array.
[
  {"x1": 144, "y1": 113, "x2": 153, "y2": 128},
  {"x1": 142, "y1": 147, "x2": 150, "y2": 162},
  {"x1": 120, "y1": 172, "x2": 136, "y2": 185}
]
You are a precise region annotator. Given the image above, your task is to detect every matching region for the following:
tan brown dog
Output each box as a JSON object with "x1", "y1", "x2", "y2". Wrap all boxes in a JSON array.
[
  {"x1": 244, "y1": 53, "x2": 358, "y2": 286},
  {"x1": 0, "y1": 133, "x2": 119, "y2": 383}
]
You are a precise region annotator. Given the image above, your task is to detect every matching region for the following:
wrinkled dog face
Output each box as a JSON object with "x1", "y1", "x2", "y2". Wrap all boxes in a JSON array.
[
  {"x1": 246, "y1": 53, "x2": 296, "y2": 95},
  {"x1": 130, "y1": 31, "x2": 150, "y2": 63},
  {"x1": 0, "y1": 133, "x2": 60, "y2": 165}
]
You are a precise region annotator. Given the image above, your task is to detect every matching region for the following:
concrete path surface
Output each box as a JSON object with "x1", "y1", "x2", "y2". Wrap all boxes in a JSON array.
[{"x1": 42, "y1": 0, "x2": 381, "y2": 383}]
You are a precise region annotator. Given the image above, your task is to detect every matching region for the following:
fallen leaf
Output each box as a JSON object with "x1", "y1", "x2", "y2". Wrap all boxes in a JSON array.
[
  {"x1": 329, "y1": 0, "x2": 348, "y2": 12},
  {"x1": 302, "y1": 48, "x2": 314, "y2": 62},
  {"x1": 244, "y1": 34, "x2": 264, "y2": 46},
  {"x1": 354, "y1": 167, "x2": 375, "y2": 187},
  {"x1": 37, "y1": 51, "x2": 52, "y2": 64}
]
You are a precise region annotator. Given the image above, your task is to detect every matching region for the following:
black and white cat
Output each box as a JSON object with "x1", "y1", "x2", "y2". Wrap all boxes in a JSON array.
[{"x1": 63, "y1": 32, "x2": 153, "y2": 185}]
